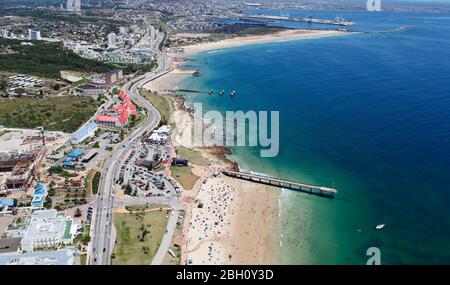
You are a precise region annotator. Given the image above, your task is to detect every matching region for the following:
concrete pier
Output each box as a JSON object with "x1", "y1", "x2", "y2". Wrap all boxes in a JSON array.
[{"x1": 222, "y1": 170, "x2": 337, "y2": 198}]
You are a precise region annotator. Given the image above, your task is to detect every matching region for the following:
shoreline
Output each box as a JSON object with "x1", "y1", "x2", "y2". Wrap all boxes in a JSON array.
[
  {"x1": 181, "y1": 29, "x2": 352, "y2": 56},
  {"x1": 143, "y1": 71, "x2": 280, "y2": 264},
  {"x1": 142, "y1": 29, "x2": 350, "y2": 264}
]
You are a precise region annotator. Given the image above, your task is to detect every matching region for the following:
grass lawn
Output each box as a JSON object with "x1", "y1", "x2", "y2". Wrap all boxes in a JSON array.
[
  {"x1": 128, "y1": 113, "x2": 146, "y2": 129},
  {"x1": 170, "y1": 165, "x2": 199, "y2": 190},
  {"x1": 141, "y1": 90, "x2": 173, "y2": 125},
  {"x1": 84, "y1": 169, "x2": 97, "y2": 195},
  {"x1": 0, "y1": 95, "x2": 102, "y2": 132},
  {"x1": 91, "y1": 172, "x2": 101, "y2": 195},
  {"x1": 79, "y1": 254, "x2": 87, "y2": 265},
  {"x1": 73, "y1": 224, "x2": 91, "y2": 248},
  {"x1": 112, "y1": 206, "x2": 169, "y2": 265},
  {"x1": 162, "y1": 225, "x2": 182, "y2": 265},
  {"x1": 175, "y1": 146, "x2": 210, "y2": 167}
]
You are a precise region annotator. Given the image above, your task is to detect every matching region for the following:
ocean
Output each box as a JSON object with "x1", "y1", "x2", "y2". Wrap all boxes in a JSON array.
[{"x1": 178, "y1": 9, "x2": 450, "y2": 264}]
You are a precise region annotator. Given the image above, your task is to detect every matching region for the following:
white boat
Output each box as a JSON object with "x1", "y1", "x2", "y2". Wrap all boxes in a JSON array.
[{"x1": 375, "y1": 224, "x2": 385, "y2": 230}]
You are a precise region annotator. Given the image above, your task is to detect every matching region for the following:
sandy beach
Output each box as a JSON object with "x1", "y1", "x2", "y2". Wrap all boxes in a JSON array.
[
  {"x1": 144, "y1": 29, "x2": 350, "y2": 93},
  {"x1": 183, "y1": 171, "x2": 279, "y2": 265},
  {"x1": 141, "y1": 29, "x2": 347, "y2": 264},
  {"x1": 182, "y1": 29, "x2": 350, "y2": 56}
]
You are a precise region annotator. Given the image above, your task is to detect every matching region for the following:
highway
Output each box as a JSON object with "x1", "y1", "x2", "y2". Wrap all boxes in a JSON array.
[{"x1": 89, "y1": 27, "x2": 173, "y2": 265}]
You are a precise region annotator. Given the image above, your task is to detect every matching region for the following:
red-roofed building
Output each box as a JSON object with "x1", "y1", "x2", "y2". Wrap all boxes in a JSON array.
[
  {"x1": 128, "y1": 103, "x2": 137, "y2": 116},
  {"x1": 119, "y1": 90, "x2": 127, "y2": 100},
  {"x1": 115, "y1": 105, "x2": 128, "y2": 115},
  {"x1": 118, "y1": 110, "x2": 129, "y2": 124},
  {"x1": 96, "y1": 115, "x2": 117, "y2": 127},
  {"x1": 95, "y1": 90, "x2": 137, "y2": 127}
]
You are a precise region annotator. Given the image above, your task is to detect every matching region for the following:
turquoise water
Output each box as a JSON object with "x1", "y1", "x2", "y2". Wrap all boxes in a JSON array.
[{"x1": 179, "y1": 10, "x2": 450, "y2": 264}]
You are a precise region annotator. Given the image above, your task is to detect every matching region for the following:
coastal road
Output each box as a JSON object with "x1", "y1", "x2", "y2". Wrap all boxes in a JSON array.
[
  {"x1": 151, "y1": 209, "x2": 180, "y2": 265},
  {"x1": 89, "y1": 29, "x2": 173, "y2": 265}
]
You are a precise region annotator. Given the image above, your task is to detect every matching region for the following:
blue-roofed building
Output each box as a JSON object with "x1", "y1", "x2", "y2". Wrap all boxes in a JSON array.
[
  {"x1": 31, "y1": 195, "x2": 45, "y2": 208},
  {"x1": 0, "y1": 198, "x2": 14, "y2": 207},
  {"x1": 0, "y1": 198, "x2": 15, "y2": 216},
  {"x1": 31, "y1": 182, "x2": 48, "y2": 209},
  {"x1": 63, "y1": 161, "x2": 75, "y2": 168},
  {"x1": 70, "y1": 122, "x2": 98, "y2": 144},
  {"x1": 33, "y1": 183, "x2": 47, "y2": 195},
  {"x1": 66, "y1": 148, "x2": 84, "y2": 159}
]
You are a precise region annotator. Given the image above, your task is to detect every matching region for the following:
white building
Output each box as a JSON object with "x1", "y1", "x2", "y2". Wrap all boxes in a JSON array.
[
  {"x1": 119, "y1": 26, "x2": 127, "y2": 35},
  {"x1": 20, "y1": 209, "x2": 80, "y2": 252},
  {"x1": 108, "y1": 32, "x2": 117, "y2": 48},
  {"x1": 0, "y1": 29, "x2": 8, "y2": 38},
  {"x1": 148, "y1": 132, "x2": 168, "y2": 145},
  {"x1": 0, "y1": 249, "x2": 76, "y2": 265},
  {"x1": 28, "y1": 29, "x2": 41, "y2": 41},
  {"x1": 67, "y1": 0, "x2": 81, "y2": 12},
  {"x1": 148, "y1": 126, "x2": 172, "y2": 145},
  {"x1": 70, "y1": 122, "x2": 98, "y2": 144},
  {"x1": 155, "y1": 125, "x2": 172, "y2": 136}
]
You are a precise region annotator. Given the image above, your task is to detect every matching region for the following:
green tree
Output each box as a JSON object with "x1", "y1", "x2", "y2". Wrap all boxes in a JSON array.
[
  {"x1": 44, "y1": 196, "x2": 52, "y2": 209},
  {"x1": 74, "y1": 208, "x2": 82, "y2": 218},
  {"x1": 124, "y1": 184, "x2": 132, "y2": 195},
  {"x1": 0, "y1": 79, "x2": 8, "y2": 97}
]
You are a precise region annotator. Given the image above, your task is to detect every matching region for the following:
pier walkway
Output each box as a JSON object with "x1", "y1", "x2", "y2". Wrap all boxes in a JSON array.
[{"x1": 222, "y1": 170, "x2": 337, "y2": 198}]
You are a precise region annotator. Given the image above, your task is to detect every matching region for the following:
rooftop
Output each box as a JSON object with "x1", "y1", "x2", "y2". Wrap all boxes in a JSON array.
[
  {"x1": 72, "y1": 122, "x2": 98, "y2": 140},
  {"x1": 67, "y1": 148, "x2": 84, "y2": 158},
  {"x1": 0, "y1": 249, "x2": 75, "y2": 265}
]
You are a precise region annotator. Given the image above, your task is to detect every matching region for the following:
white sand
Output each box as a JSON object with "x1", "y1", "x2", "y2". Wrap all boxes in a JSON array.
[{"x1": 182, "y1": 29, "x2": 350, "y2": 56}]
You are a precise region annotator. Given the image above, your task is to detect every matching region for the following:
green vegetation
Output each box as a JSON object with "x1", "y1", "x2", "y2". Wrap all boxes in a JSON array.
[
  {"x1": 79, "y1": 254, "x2": 87, "y2": 265},
  {"x1": 175, "y1": 146, "x2": 210, "y2": 166},
  {"x1": 118, "y1": 60, "x2": 158, "y2": 75},
  {"x1": 128, "y1": 113, "x2": 146, "y2": 129},
  {"x1": 44, "y1": 196, "x2": 52, "y2": 209},
  {"x1": 74, "y1": 224, "x2": 91, "y2": 248},
  {"x1": 124, "y1": 183, "x2": 133, "y2": 196},
  {"x1": 48, "y1": 165, "x2": 77, "y2": 177},
  {"x1": 92, "y1": 172, "x2": 101, "y2": 195},
  {"x1": 112, "y1": 206, "x2": 169, "y2": 265},
  {"x1": 0, "y1": 95, "x2": 102, "y2": 132},
  {"x1": 216, "y1": 24, "x2": 287, "y2": 36},
  {"x1": 141, "y1": 90, "x2": 173, "y2": 125},
  {"x1": 162, "y1": 224, "x2": 182, "y2": 265},
  {"x1": 84, "y1": 169, "x2": 96, "y2": 194},
  {"x1": 0, "y1": 8, "x2": 127, "y2": 26},
  {"x1": 170, "y1": 165, "x2": 199, "y2": 190},
  {"x1": 0, "y1": 37, "x2": 114, "y2": 79}
]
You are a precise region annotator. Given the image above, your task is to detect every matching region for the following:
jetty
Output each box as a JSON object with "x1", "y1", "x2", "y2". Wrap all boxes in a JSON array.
[
  {"x1": 176, "y1": 89, "x2": 209, "y2": 94},
  {"x1": 222, "y1": 170, "x2": 337, "y2": 198},
  {"x1": 366, "y1": 26, "x2": 415, "y2": 34},
  {"x1": 240, "y1": 14, "x2": 355, "y2": 27}
]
